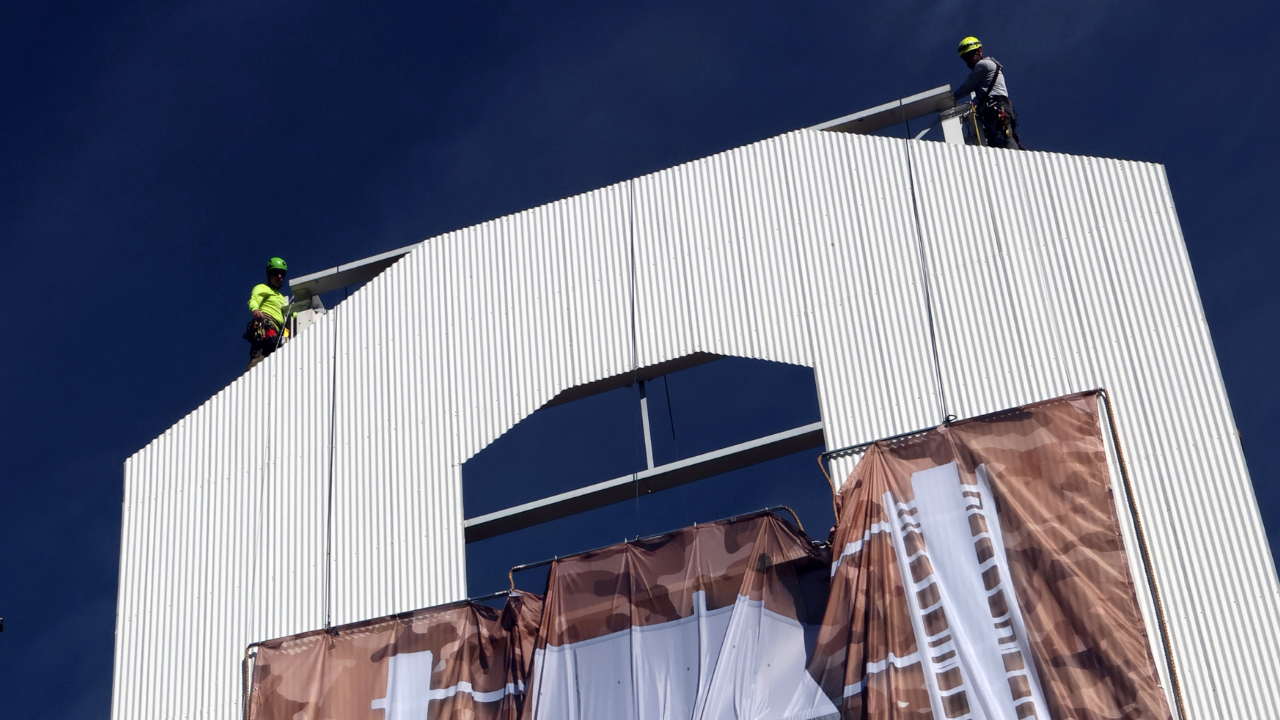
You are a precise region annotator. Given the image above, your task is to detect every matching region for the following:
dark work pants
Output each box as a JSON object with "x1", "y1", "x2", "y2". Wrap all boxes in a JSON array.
[
  {"x1": 978, "y1": 96, "x2": 1024, "y2": 150},
  {"x1": 247, "y1": 342, "x2": 276, "y2": 371}
]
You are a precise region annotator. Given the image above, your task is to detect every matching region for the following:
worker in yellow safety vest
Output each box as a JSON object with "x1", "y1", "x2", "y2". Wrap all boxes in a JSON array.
[{"x1": 245, "y1": 257, "x2": 291, "y2": 370}]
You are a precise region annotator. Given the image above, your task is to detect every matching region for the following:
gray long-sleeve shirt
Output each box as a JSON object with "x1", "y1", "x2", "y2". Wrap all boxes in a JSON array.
[{"x1": 953, "y1": 56, "x2": 1008, "y2": 101}]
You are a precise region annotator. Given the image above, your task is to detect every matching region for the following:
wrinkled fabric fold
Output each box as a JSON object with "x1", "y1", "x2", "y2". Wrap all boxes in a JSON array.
[
  {"x1": 246, "y1": 391, "x2": 1171, "y2": 720},
  {"x1": 525, "y1": 512, "x2": 838, "y2": 720},
  {"x1": 810, "y1": 391, "x2": 1171, "y2": 720},
  {"x1": 249, "y1": 591, "x2": 543, "y2": 720}
]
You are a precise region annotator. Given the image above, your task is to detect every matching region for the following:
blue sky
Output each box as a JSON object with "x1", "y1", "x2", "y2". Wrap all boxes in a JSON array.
[{"x1": 2, "y1": 1, "x2": 1278, "y2": 717}]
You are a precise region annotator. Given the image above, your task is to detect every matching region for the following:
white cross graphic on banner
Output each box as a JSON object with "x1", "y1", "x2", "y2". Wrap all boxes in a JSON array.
[{"x1": 371, "y1": 650, "x2": 521, "y2": 718}]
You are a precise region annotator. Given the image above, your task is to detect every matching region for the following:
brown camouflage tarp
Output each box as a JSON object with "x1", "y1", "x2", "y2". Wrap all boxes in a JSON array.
[
  {"x1": 246, "y1": 392, "x2": 1170, "y2": 720},
  {"x1": 810, "y1": 391, "x2": 1171, "y2": 720},
  {"x1": 531, "y1": 512, "x2": 827, "y2": 645},
  {"x1": 525, "y1": 511, "x2": 837, "y2": 719},
  {"x1": 248, "y1": 591, "x2": 543, "y2": 720}
]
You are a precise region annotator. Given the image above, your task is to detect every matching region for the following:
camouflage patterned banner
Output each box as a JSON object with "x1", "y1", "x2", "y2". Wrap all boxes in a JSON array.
[
  {"x1": 247, "y1": 392, "x2": 1170, "y2": 720},
  {"x1": 809, "y1": 391, "x2": 1172, "y2": 720},
  {"x1": 248, "y1": 591, "x2": 542, "y2": 720},
  {"x1": 525, "y1": 511, "x2": 838, "y2": 720}
]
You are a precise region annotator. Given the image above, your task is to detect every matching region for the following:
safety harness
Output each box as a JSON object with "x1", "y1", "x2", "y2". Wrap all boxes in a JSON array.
[
  {"x1": 974, "y1": 59, "x2": 1020, "y2": 147},
  {"x1": 976, "y1": 59, "x2": 1004, "y2": 103}
]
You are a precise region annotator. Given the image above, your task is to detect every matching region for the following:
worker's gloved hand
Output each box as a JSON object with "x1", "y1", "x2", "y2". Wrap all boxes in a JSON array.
[{"x1": 252, "y1": 310, "x2": 266, "y2": 321}]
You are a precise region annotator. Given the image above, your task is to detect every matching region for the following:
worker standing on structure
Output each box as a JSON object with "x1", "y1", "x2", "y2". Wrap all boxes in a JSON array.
[
  {"x1": 953, "y1": 36, "x2": 1025, "y2": 150},
  {"x1": 245, "y1": 257, "x2": 291, "y2": 371}
]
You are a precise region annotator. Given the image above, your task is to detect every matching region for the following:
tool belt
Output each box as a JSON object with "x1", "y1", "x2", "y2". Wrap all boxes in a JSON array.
[
  {"x1": 977, "y1": 94, "x2": 1012, "y2": 115},
  {"x1": 976, "y1": 95, "x2": 1018, "y2": 144},
  {"x1": 243, "y1": 315, "x2": 284, "y2": 347}
]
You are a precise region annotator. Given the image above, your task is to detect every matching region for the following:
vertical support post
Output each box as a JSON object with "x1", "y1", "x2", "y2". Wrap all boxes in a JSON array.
[
  {"x1": 940, "y1": 105, "x2": 968, "y2": 146},
  {"x1": 294, "y1": 296, "x2": 327, "y2": 336},
  {"x1": 639, "y1": 381, "x2": 655, "y2": 470},
  {"x1": 941, "y1": 116, "x2": 964, "y2": 145}
]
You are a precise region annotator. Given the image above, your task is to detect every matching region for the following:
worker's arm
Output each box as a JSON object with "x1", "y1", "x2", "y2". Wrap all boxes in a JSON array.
[
  {"x1": 952, "y1": 60, "x2": 992, "y2": 101},
  {"x1": 248, "y1": 284, "x2": 269, "y2": 320}
]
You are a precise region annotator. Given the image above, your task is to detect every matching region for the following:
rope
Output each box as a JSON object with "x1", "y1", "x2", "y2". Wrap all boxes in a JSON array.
[
  {"x1": 899, "y1": 105, "x2": 951, "y2": 425},
  {"x1": 661, "y1": 374, "x2": 694, "y2": 528},
  {"x1": 1099, "y1": 390, "x2": 1188, "y2": 720},
  {"x1": 816, "y1": 453, "x2": 839, "y2": 522},
  {"x1": 242, "y1": 644, "x2": 258, "y2": 720},
  {"x1": 663, "y1": 375, "x2": 676, "y2": 440},
  {"x1": 774, "y1": 505, "x2": 805, "y2": 533}
]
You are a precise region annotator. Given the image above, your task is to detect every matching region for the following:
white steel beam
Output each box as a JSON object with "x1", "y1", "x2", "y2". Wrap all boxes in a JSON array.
[
  {"x1": 939, "y1": 104, "x2": 971, "y2": 146},
  {"x1": 811, "y1": 85, "x2": 954, "y2": 135},
  {"x1": 288, "y1": 244, "x2": 418, "y2": 301},
  {"x1": 463, "y1": 421, "x2": 826, "y2": 542}
]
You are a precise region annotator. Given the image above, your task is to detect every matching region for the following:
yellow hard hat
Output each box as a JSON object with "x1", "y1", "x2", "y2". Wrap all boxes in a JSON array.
[{"x1": 957, "y1": 36, "x2": 983, "y2": 57}]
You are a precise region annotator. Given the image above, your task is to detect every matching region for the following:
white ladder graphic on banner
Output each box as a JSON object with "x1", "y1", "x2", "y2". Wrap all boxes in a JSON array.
[{"x1": 887, "y1": 462, "x2": 1049, "y2": 720}]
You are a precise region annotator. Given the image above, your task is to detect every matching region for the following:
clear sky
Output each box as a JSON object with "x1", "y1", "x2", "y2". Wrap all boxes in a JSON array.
[{"x1": 2, "y1": 1, "x2": 1278, "y2": 717}]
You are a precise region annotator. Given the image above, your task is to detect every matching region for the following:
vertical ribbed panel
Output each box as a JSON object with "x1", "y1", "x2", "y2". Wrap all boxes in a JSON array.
[
  {"x1": 782, "y1": 131, "x2": 942, "y2": 463},
  {"x1": 114, "y1": 130, "x2": 1279, "y2": 719},
  {"x1": 908, "y1": 139, "x2": 1280, "y2": 714},
  {"x1": 634, "y1": 137, "x2": 812, "y2": 368},
  {"x1": 324, "y1": 181, "x2": 635, "y2": 625},
  {"x1": 112, "y1": 308, "x2": 333, "y2": 719}
]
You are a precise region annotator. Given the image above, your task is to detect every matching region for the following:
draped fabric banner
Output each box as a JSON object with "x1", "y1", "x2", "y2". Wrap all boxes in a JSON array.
[
  {"x1": 525, "y1": 512, "x2": 838, "y2": 720},
  {"x1": 245, "y1": 392, "x2": 1172, "y2": 720},
  {"x1": 248, "y1": 591, "x2": 543, "y2": 720},
  {"x1": 809, "y1": 392, "x2": 1172, "y2": 720}
]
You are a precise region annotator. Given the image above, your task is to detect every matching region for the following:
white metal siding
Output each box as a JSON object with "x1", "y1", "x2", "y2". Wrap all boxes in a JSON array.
[{"x1": 113, "y1": 129, "x2": 1279, "y2": 719}]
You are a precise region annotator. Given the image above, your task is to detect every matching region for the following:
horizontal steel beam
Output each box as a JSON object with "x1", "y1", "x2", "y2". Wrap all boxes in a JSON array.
[
  {"x1": 811, "y1": 85, "x2": 954, "y2": 135},
  {"x1": 541, "y1": 353, "x2": 722, "y2": 409},
  {"x1": 288, "y1": 244, "x2": 418, "y2": 301},
  {"x1": 463, "y1": 421, "x2": 825, "y2": 542}
]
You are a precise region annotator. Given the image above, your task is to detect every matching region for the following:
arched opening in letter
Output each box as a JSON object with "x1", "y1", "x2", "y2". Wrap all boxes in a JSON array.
[{"x1": 462, "y1": 355, "x2": 834, "y2": 596}]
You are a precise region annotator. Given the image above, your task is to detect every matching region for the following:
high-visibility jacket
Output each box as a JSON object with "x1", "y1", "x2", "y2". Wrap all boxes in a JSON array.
[{"x1": 248, "y1": 283, "x2": 287, "y2": 326}]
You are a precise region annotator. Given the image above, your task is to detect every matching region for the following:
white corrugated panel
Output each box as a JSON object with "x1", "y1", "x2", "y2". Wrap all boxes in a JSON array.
[
  {"x1": 113, "y1": 129, "x2": 1279, "y2": 719},
  {"x1": 905, "y1": 138, "x2": 1280, "y2": 715}
]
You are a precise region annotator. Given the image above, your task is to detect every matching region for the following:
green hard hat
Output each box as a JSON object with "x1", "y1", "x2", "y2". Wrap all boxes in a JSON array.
[{"x1": 266, "y1": 257, "x2": 288, "y2": 272}]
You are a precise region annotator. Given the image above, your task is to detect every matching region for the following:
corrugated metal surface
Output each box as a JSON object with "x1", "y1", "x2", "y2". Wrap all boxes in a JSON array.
[
  {"x1": 904, "y1": 139, "x2": 1280, "y2": 715},
  {"x1": 113, "y1": 129, "x2": 1279, "y2": 719}
]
